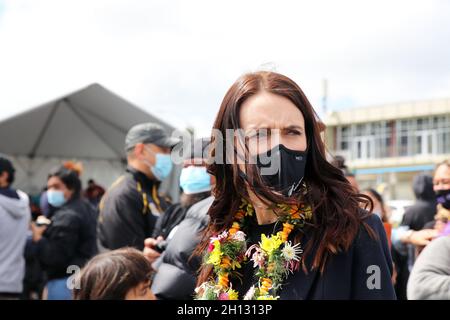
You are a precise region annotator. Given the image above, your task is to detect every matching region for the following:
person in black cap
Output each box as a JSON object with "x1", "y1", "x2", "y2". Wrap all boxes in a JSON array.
[{"x1": 97, "y1": 123, "x2": 180, "y2": 251}]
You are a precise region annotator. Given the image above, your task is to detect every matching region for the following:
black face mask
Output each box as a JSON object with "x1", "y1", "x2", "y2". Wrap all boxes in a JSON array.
[
  {"x1": 436, "y1": 189, "x2": 450, "y2": 209},
  {"x1": 240, "y1": 144, "x2": 307, "y2": 197}
]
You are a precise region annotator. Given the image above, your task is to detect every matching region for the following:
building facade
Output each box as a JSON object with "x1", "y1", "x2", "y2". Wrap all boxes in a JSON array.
[{"x1": 323, "y1": 98, "x2": 450, "y2": 200}]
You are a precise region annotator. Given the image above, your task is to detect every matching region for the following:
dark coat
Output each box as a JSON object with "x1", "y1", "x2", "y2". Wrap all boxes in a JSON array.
[
  {"x1": 152, "y1": 203, "x2": 188, "y2": 240},
  {"x1": 151, "y1": 197, "x2": 214, "y2": 300},
  {"x1": 97, "y1": 167, "x2": 170, "y2": 251},
  {"x1": 279, "y1": 214, "x2": 396, "y2": 299},
  {"x1": 36, "y1": 198, "x2": 97, "y2": 280}
]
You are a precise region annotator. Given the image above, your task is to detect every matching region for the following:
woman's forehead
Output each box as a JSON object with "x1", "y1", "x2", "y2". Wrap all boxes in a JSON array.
[
  {"x1": 47, "y1": 175, "x2": 63, "y2": 187},
  {"x1": 239, "y1": 92, "x2": 304, "y2": 130}
]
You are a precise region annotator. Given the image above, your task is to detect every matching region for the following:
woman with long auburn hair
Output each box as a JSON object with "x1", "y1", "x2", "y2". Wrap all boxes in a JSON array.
[{"x1": 194, "y1": 71, "x2": 396, "y2": 300}]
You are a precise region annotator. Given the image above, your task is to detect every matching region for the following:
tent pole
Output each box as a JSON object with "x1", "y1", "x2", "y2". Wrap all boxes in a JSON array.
[
  {"x1": 29, "y1": 100, "x2": 61, "y2": 158},
  {"x1": 70, "y1": 100, "x2": 127, "y2": 135},
  {"x1": 64, "y1": 98, "x2": 124, "y2": 159}
]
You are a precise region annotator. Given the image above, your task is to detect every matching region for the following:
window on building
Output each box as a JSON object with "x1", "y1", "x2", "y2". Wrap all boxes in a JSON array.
[
  {"x1": 339, "y1": 126, "x2": 350, "y2": 150},
  {"x1": 334, "y1": 114, "x2": 450, "y2": 161},
  {"x1": 396, "y1": 116, "x2": 449, "y2": 157}
]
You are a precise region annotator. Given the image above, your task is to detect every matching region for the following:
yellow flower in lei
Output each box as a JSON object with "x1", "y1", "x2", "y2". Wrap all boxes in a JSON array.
[
  {"x1": 227, "y1": 289, "x2": 239, "y2": 300},
  {"x1": 206, "y1": 240, "x2": 222, "y2": 266},
  {"x1": 260, "y1": 234, "x2": 283, "y2": 255},
  {"x1": 195, "y1": 198, "x2": 311, "y2": 300},
  {"x1": 257, "y1": 295, "x2": 278, "y2": 300}
]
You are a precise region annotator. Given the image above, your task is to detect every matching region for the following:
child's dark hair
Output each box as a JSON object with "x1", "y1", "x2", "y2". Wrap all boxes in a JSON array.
[{"x1": 73, "y1": 248, "x2": 153, "y2": 300}]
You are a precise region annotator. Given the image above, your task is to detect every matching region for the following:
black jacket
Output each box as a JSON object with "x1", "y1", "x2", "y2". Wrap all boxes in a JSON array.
[
  {"x1": 97, "y1": 167, "x2": 170, "y2": 251},
  {"x1": 151, "y1": 196, "x2": 214, "y2": 300},
  {"x1": 278, "y1": 214, "x2": 396, "y2": 299},
  {"x1": 36, "y1": 198, "x2": 97, "y2": 280},
  {"x1": 232, "y1": 212, "x2": 396, "y2": 299},
  {"x1": 401, "y1": 173, "x2": 436, "y2": 231},
  {"x1": 152, "y1": 203, "x2": 189, "y2": 240}
]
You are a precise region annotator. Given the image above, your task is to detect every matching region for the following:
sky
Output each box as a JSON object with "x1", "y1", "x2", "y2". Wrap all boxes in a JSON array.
[{"x1": 1, "y1": 0, "x2": 449, "y2": 137}]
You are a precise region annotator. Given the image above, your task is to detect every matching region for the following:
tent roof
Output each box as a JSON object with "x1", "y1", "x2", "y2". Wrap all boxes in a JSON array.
[{"x1": 0, "y1": 84, "x2": 175, "y2": 161}]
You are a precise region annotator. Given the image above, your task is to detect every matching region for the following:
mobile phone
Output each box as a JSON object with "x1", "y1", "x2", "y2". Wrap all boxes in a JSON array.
[{"x1": 155, "y1": 240, "x2": 168, "y2": 253}]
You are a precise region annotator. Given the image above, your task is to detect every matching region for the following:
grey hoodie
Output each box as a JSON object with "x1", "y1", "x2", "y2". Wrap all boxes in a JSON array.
[
  {"x1": 407, "y1": 235, "x2": 450, "y2": 300},
  {"x1": 0, "y1": 189, "x2": 31, "y2": 293}
]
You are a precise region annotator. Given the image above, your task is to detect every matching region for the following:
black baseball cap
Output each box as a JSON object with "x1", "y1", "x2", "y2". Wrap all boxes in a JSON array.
[{"x1": 125, "y1": 123, "x2": 180, "y2": 151}]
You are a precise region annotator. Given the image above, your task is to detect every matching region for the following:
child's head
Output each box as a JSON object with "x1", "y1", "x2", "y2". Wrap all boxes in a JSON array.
[{"x1": 73, "y1": 248, "x2": 156, "y2": 300}]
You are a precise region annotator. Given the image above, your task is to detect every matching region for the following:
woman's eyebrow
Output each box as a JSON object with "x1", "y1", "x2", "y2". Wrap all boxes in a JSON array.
[
  {"x1": 243, "y1": 127, "x2": 271, "y2": 135},
  {"x1": 284, "y1": 125, "x2": 304, "y2": 131},
  {"x1": 245, "y1": 124, "x2": 270, "y2": 130},
  {"x1": 244, "y1": 125, "x2": 304, "y2": 133}
]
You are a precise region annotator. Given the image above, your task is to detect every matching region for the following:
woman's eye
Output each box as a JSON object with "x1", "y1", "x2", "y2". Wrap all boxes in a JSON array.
[
  {"x1": 257, "y1": 130, "x2": 269, "y2": 138},
  {"x1": 248, "y1": 130, "x2": 269, "y2": 140},
  {"x1": 287, "y1": 129, "x2": 301, "y2": 135}
]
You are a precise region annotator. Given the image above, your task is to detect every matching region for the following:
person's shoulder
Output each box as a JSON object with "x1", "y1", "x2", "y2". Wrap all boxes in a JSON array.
[
  {"x1": 358, "y1": 208, "x2": 383, "y2": 228},
  {"x1": 423, "y1": 220, "x2": 436, "y2": 229},
  {"x1": 77, "y1": 198, "x2": 97, "y2": 214},
  {"x1": 185, "y1": 196, "x2": 214, "y2": 220},
  {"x1": 412, "y1": 236, "x2": 450, "y2": 273},
  {"x1": 426, "y1": 235, "x2": 450, "y2": 252},
  {"x1": 351, "y1": 210, "x2": 392, "y2": 268},
  {"x1": 104, "y1": 174, "x2": 138, "y2": 200},
  {"x1": 355, "y1": 209, "x2": 385, "y2": 244},
  {"x1": 51, "y1": 205, "x2": 80, "y2": 226},
  {"x1": 403, "y1": 203, "x2": 423, "y2": 216},
  {"x1": 16, "y1": 189, "x2": 29, "y2": 202},
  {"x1": 161, "y1": 203, "x2": 183, "y2": 220},
  {"x1": 165, "y1": 202, "x2": 183, "y2": 212}
]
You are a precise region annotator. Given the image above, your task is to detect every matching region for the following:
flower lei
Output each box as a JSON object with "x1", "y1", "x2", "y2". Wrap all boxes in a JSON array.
[{"x1": 195, "y1": 199, "x2": 312, "y2": 300}]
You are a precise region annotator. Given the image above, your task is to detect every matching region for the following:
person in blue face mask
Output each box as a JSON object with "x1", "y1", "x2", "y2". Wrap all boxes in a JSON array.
[
  {"x1": 149, "y1": 137, "x2": 214, "y2": 242},
  {"x1": 179, "y1": 165, "x2": 213, "y2": 195},
  {"x1": 144, "y1": 138, "x2": 216, "y2": 300},
  {"x1": 97, "y1": 123, "x2": 180, "y2": 253},
  {"x1": 30, "y1": 162, "x2": 97, "y2": 300}
]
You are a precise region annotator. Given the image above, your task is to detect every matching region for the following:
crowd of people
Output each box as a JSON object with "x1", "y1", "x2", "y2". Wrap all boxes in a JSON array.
[
  {"x1": 0, "y1": 71, "x2": 449, "y2": 300},
  {"x1": 333, "y1": 156, "x2": 450, "y2": 299}
]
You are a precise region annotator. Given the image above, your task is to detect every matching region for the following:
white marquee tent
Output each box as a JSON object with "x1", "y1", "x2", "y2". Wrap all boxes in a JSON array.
[{"x1": 0, "y1": 83, "x2": 181, "y2": 201}]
